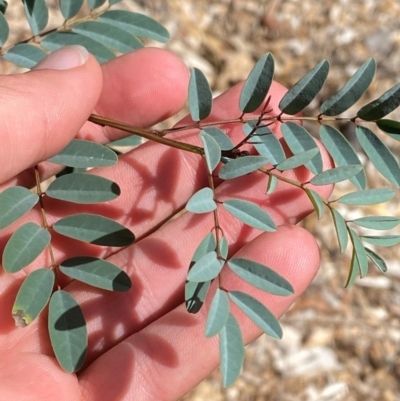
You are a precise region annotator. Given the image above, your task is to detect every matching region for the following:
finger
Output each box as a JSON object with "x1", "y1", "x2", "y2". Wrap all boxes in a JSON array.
[
  {"x1": 0, "y1": 46, "x2": 103, "y2": 184},
  {"x1": 79, "y1": 225, "x2": 320, "y2": 401},
  {"x1": 2, "y1": 48, "x2": 190, "y2": 190}
]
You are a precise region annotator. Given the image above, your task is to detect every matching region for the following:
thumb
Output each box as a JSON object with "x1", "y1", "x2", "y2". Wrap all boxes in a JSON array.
[{"x1": 0, "y1": 45, "x2": 103, "y2": 183}]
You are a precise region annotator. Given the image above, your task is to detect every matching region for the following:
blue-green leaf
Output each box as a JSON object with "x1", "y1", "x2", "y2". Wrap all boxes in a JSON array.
[
  {"x1": 186, "y1": 187, "x2": 216, "y2": 213},
  {"x1": 320, "y1": 58, "x2": 376, "y2": 116},
  {"x1": 304, "y1": 188, "x2": 325, "y2": 219},
  {"x1": 365, "y1": 248, "x2": 388, "y2": 273},
  {"x1": 41, "y1": 32, "x2": 115, "y2": 64},
  {"x1": 229, "y1": 291, "x2": 282, "y2": 339},
  {"x1": 53, "y1": 213, "x2": 134, "y2": 247},
  {"x1": 357, "y1": 83, "x2": 400, "y2": 121},
  {"x1": 0, "y1": 0, "x2": 7, "y2": 13},
  {"x1": 23, "y1": 0, "x2": 48, "y2": 36},
  {"x1": 228, "y1": 258, "x2": 294, "y2": 295},
  {"x1": 355, "y1": 126, "x2": 400, "y2": 187},
  {"x1": 266, "y1": 175, "x2": 278, "y2": 194},
  {"x1": 239, "y1": 52, "x2": 274, "y2": 113},
  {"x1": 47, "y1": 139, "x2": 117, "y2": 168},
  {"x1": 188, "y1": 68, "x2": 212, "y2": 121},
  {"x1": 88, "y1": 0, "x2": 107, "y2": 9},
  {"x1": 361, "y1": 235, "x2": 400, "y2": 247},
  {"x1": 107, "y1": 135, "x2": 142, "y2": 147},
  {"x1": 205, "y1": 289, "x2": 230, "y2": 337},
  {"x1": 351, "y1": 216, "x2": 400, "y2": 230},
  {"x1": 109, "y1": 0, "x2": 123, "y2": 4},
  {"x1": 3, "y1": 223, "x2": 51, "y2": 273},
  {"x1": 330, "y1": 208, "x2": 348, "y2": 253},
  {"x1": 72, "y1": 21, "x2": 143, "y2": 53},
  {"x1": 200, "y1": 131, "x2": 221, "y2": 173},
  {"x1": 59, "y1": 257, "x2": 131, "y2": 291},
  {"x1": 223, "y1": 199, "x2": 276, "y2": 231},
  {"x1": 0, "y1": 10, "x2": 9, "y2": 46},
  {"x1": 186, "y1": 251, "x2": 223, "y2": 282},
  {"x1": 3, "y1": 43, "x2": 47, "y2": 69},
  {"x1": 12, "y1": 269, "x2": 54, "y2": 327},
  {"x1": 337, "y1": 188, "x2": 395, "y2": 205},
  {"x1": 349, "y1": 229, "x2": 368, "y2": 277},
  {"x1": 219, "y1": 156, "x2": 267, "y2": 180},
  {"x1": 48, "y1": 290, "x2": 87, "y2": 373},
  {"x1": 46, "y1": 173, "x2": 120, "y2": 204},
  {"x1": 281, "y1": 122, "x2": 322, "y2": 174},
  {"x1": 320, "y1": 125, "x2": 366, "y2": 190},
  {"x1": 276, "y1": 148, "x2": 319, "y2": 171},
  {"x1": 59, "y1": 0, "x2": 84, "y2": 19},
  {"x1": 0, "y1": 187, "x2": 39, "y2": 229},
  {"x1": 310, "y1": 165, "x2": 362, "y2": 186},
  {"x1": 279, "y1": 60, "x2": 329, "y2": 114},
  {"x1": 219, "y1": 313, "x2": 244, "y2": 387},
  {"x1": 99, "y1": 10, "x2": 169, "y2": 43},
  {"x1": 201, "y1": 127, "x2": 233, "y2": 150},
  {"x1": 345, "y1": 250, "x2": 360, "y2": 288},
  {"x1": 218, "y1": 236, "x2": 229, "y2": 260},
  {"x1": 376, "y1": 119, "x2": 400, "y2": 142},
  {"x1": 245, "y1": 123, "x2": 285, "y2": 165}
]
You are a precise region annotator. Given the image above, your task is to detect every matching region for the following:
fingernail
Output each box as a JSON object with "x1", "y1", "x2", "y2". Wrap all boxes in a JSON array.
[{"x1": 34, "y1": 45, "x2": 89, "y2": 70}]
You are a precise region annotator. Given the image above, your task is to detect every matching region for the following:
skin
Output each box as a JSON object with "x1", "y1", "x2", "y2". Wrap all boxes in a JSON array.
[{"x1": 0, "y1": 48, "x2": 333, "y2": 401}]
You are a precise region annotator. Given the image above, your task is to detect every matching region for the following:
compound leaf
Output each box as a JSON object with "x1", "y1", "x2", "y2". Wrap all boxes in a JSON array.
[
  {"x1": 223, "y1": 198, "x2": 276, "y2": 231},
  {"x1": 48, "y1": 290, "x2": 87, "y2": 373},
  {"x1": 48, "y1": 139, "x2": 117, "y2": 168},
  {"x1": 87, "y1": 0, "x2": 107, "y2": 8},
  {"x1": 330, "y1": 208, "x2": 348, "y2": 253},
  {"x1": 376, "y1": 119, "x2": 400, "y2": 142},
  {"x1": 23, "y1": 0, "x2": 48, "y2": 36},
  {"x1": 355, "y1": 126, "x2": 400, "y2": 187},
  {"x1": 219, "y1": 313, "x2": 244, "y2": 387},
  {"x1": 3, "y1": 223, "x2": 51, "y2": 273},
  {"x1": 310, "y1": 165, "x2": 362, "y2": 186},
  {"x1": 205, "y1": 289, "x2": 230, "y2": 337},
  {"x1": 229, "y1": 291, "x2": 282, "y2": 339},
  {"x1": 281, "y1": 122, "x2": 322, "y2": 174},
  {"x1": 219, "y1": 236, "x2": 229, "y2": 260},
  {"x1": 361, "y1": 235, "x2": 400, "y2": 247},
  {"x1": 0, "y1": 0, "x2": 7, "y2": 13},
  {"x1": 219, "y1": 156, "x2": 267, "y2": 180},
  {"x1": 201, "y1": 127, "x2": 233, "y2": 150},
  {"x1": 41, "y1": 32, "x2": 115, "y2": 64},
  {"x1": 266, "y1": 175, "x2": 278, "y2": 194},
  {"x1": 0, "y1": 187, "x2": 38, "y2": 229},
  {"x1": 188, "y1": 68, "x2": 212, "y2": 121},
  {"x1": 3, "y1": 43, "x2": 47, "y2": 68},
  {"x1": 276, "y1": 148, "x2": 319, "y2": 171},
  {"x1": 12, "y1": 269, "x2": 54, "y2": 327},
  {"x1": 351, "y1": 216, "x2": 400, "y2": 230},
  {"x1": 99, "y1": 10, "x2": 169, "y2": 43},
  {"x1": 60, "y1": 257, "x2": 131, "y2": 291},
  {"x1": 279, "y1": 60, "x2": 329, "y2": 114},
  {"x1": 0, "y1": 10, "x2": 9, "y2": 46},
  {"x1": 345, "y1": 250, "x2": 360, "y2": 288},
  {"x1": 59, "y1": 0, "x2": 84, "y2": 19},
  {"x1": 186, "y1": 187, "x2": 216, "y2": 213},
  {"x1": 320, "y1": 58, "x2": 376, "y2": 116},
  {"x1": 186, "y1": 251, "x2": 223, "y2": 282},
  {"x1": 337, "y1": 188, "x2": 394, "y2": 205},
  {"x1": 200, "y1": 131, "x2": 221, "y2": 173},
  {"x1": 72, "y1": 21, "x2": 143, "y2": 53},
  {"x1": 357, "y1": 83, "x2": 400, "y2": 121},
  {"x1": 46, "y1": 173, "x2": 120, "y2": 203},
  {"x1": 107, "y1": 135, "x2": 142, "y2": 147},
  {"x1": 349, "y1": 229, "x2": 368, "y2": 277},
  {"x1": 239, "y1": 52, "x2": 274, "y2": 113},
  {"x1": 53, "y1": 213, "x2": 134, "y2": 247},
  {"x1": 228, "y1": 258, "x2": 294, "y2": 296},
  {"x1": 365, "y1": 248, "x2": 388, "y2": 273},
  {"x1": 320, "y1": 125, "x2": 366, "y2": 190},
  {"x1": 304, "y1": 188, "x2": 325, "y2": 219},
  {"x1": 109, "y1": 0, "x2": 123, "y2": 4}
]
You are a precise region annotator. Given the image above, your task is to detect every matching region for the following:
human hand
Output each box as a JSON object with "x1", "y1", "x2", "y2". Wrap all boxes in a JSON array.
[{"x1": 0, "y1": 46, "x2": 332, "y2": 401}]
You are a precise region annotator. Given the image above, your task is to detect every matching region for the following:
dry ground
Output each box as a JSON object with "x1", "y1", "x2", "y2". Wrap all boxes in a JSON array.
[{"x1": 2, "y1": 1, "x2": 400, "y2": 400}]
